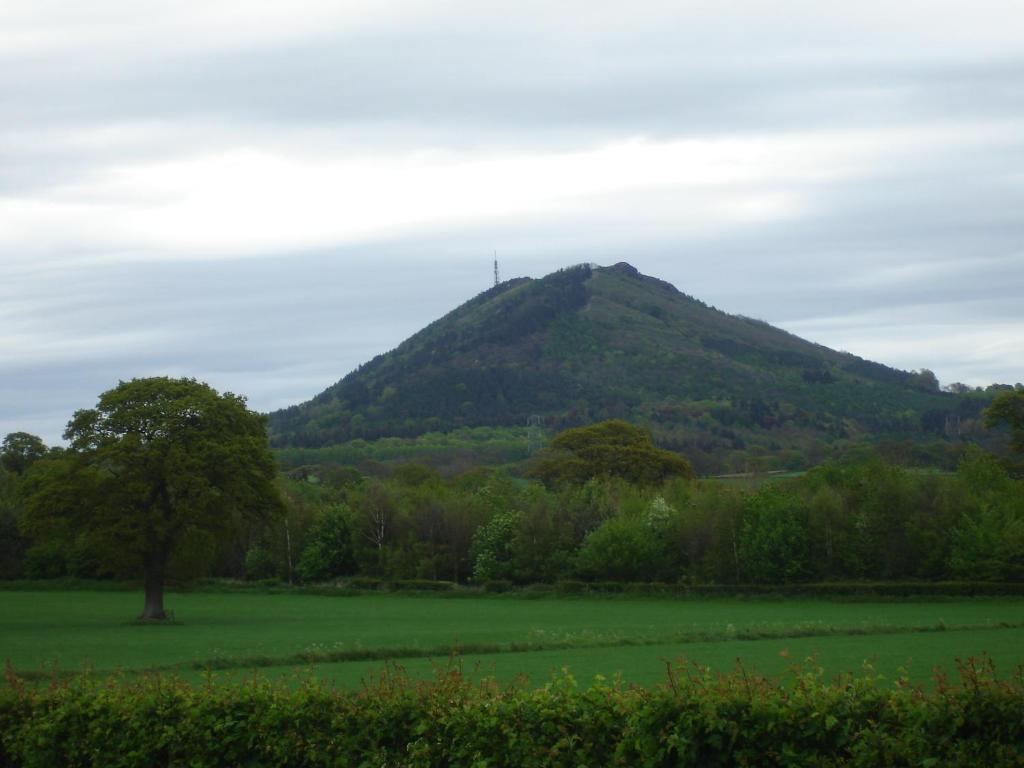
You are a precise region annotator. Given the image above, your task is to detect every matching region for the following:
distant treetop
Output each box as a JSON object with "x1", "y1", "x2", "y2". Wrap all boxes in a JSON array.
[{"x1": 529, "y1": 420, "x2": 695, "y2": 487}]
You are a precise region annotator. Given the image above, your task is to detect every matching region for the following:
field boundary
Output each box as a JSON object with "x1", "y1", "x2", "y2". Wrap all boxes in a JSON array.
[
  {"x1": 3, "y1": 577, "x2": 1024, "y2": 600},
  {"x1": 3, "y1": 657, "x2": 1022, "y2": 766}
]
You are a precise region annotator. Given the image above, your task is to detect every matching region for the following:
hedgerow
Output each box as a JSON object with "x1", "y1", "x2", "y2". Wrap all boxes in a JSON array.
[{"x1": 2, "y1": 657, "x2": 1022, "y2": 767}]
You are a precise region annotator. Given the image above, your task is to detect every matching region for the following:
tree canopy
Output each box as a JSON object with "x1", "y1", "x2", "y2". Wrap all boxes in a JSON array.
[
  {"x1": 1, "y1": 432, "x2": 48, "y2": 475},
  {"x1": 529, "y1": 420, "x2": 695, "y2": 487},
  {"x1": 21, "y1": 377, "x2": 282, "y2": 619},
  {"x1": 985, "y1": 389, "x2": 1024, "y2": 454}
]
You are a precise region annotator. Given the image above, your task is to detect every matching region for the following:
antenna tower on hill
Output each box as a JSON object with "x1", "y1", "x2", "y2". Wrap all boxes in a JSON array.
[{"x1": 493, "y1": 252, "x2": 500, "y2": 287}]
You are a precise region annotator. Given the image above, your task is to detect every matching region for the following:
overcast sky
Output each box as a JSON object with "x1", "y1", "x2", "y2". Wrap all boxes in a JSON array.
[{"x1": 3, "y1": 1, "x2": 1023, "y2": 444}]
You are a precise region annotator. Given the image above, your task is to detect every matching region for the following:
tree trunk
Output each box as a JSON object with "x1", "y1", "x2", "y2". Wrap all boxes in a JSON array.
[
  {"x1": 284, "y1": 516, "x2": 293, "y2": 584},
  {"x1": 141, "y1": 556, "x2": 168, "y2": 620}
]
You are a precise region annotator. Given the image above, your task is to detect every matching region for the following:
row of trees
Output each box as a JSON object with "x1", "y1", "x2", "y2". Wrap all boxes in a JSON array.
[
  {"x1": 258, "y1": 395, "x2": 1024, "y2": 586},
  {"x1": 10, "y1": 441, "x2": 1024, "y2": 588},
  {"x1": 3, "y1": 383, "x2": 1023, "y2": 618},
  {"x1": 272, "y1": 445, "x2": 1023, "y2": 586}
]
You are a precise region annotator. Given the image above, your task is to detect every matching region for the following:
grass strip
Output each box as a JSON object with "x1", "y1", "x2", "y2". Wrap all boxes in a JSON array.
[
  {"x1": 11, "y1": 618, "x2": 1024, "y2": 681},
  {"x1": 4, "y1": 579, "x2": 1024, "y2": 600}
]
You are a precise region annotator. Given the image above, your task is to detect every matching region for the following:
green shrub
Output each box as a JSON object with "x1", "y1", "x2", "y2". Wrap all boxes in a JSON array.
[
  {"x1": 483, "y1": 579, "x2": 513, "y2": 593},
  {"x1": 587, "y1": 580, "x2": 627, "y2": 593},
  {"x1": 1, "y1": 658, "x2": 1022, "y2": 767},
  {"x1": 624, "y1": 581, "x2": 672, "y2": 597},
  {"x1": 574, "y1": 516, "x2": 672, "y2": 582},
  {"x1": 521, "y1": 583, "x2": 555, "y2": 598},
  {"x1": 555, "y1": 580, "x2": 587, "y2": 595},
  {"x1": 20, "y1": 541, "x2": 70, "y2": 579},
  {"x1": 243, "y1": 546, "x2": 278, "y2": 581},
  {"x1": 296, "y1": 505, "x2": 356, "y2": 583},
  {"x1": 347, "y1": 576, "x2": 384, "y2": 590},
  {"x1": 392, "y1": 579, "x2": 455, "y2": 592}
]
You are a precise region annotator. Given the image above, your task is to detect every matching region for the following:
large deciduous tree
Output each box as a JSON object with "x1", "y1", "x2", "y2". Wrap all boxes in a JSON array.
[
  {"x1": 1, "y1": 432, "x2": 49, "y2": 475},
  {"x1": 985, "y1": 390, "x2": 1024, "y2": 454},
  {"x1": 1, "y1": 432, "x2": 51, "y2": 579},
  {"x1": 22, "y1": 377, "x2": 282, "y2": 619},
  {"x1": 528, "y1": 420, "x2": 694, "y2": 488}
]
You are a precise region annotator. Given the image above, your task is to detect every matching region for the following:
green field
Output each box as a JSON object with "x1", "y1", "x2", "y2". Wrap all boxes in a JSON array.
[{"x1": 2, "y1": 590, "x2": 1022, "y2": 688}]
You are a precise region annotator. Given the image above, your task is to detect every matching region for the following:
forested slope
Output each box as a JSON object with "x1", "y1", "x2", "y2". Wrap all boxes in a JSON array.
[{"x1": 270, "y1": 263, "x2": 994, "y2": 471}]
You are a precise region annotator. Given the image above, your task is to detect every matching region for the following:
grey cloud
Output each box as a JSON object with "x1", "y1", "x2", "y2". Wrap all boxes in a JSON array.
[
  {"x1": 0, "y1": 250, "x2": 494, "y2": 443},
  {"x1": 3, "y1": 209, "x2": 1023, "y2": 444},
  {"x1": 3, "y1": 8, "x2": 1024, "y2": 443},
  {"x1": 3, "y1": 20, "x2": 1021, "y2": 208},
  {"x1": 5, "y1": 24, "x2": 1023, "y2": 148}
]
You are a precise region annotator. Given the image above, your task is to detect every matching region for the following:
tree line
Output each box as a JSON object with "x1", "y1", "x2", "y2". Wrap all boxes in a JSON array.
[
  {"x1": 275, "y1": 442, "x2": 1022, "y2": 586},
  {"x1": 4, "y1": 387, "x2": 1023, "y2": 600}
]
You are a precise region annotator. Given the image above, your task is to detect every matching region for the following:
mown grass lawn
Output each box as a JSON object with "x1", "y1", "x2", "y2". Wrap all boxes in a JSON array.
[{"x1": 2, "y1": 589, "x2": 1021, "y2": 687}]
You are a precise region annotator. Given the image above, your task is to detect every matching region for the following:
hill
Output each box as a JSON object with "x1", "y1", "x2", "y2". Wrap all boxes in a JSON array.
[{"x1": 269, "y1": 263, "x2": 991, "y2": 472}]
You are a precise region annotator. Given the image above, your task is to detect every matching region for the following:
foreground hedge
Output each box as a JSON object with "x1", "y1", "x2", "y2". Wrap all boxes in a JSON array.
[{"x1": 2, "y1": 658, "x2": 1022, "y2": 767}]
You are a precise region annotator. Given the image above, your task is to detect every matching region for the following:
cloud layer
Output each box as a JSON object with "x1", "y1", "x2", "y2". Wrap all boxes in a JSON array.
[{"x1": 2, "y1": 1, "x2": 1023, "y2": 443}]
